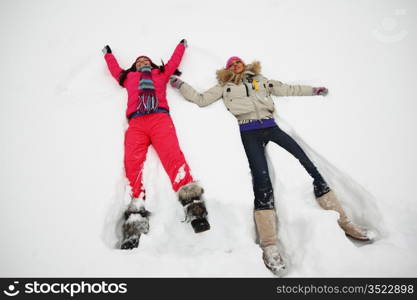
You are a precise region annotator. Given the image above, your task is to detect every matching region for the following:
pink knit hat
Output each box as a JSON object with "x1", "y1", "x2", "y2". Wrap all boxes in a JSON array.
[
  {"x1": 135, "y1": 55, "x2": 154, "y2": 64},
  {"x1": 226, "y1": 56, "x2": 244, "y2": 69},
  {"x1": 134, "y1": 55, "x2": 159, "y2": 70}
]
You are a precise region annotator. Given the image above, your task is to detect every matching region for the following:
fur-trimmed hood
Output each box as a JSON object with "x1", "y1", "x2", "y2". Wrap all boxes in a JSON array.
[{"x1": 216, "y1": 61, "x2": 261, "y2": 85}]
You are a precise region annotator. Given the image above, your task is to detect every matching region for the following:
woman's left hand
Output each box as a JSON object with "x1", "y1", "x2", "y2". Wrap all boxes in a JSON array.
[
  {"x1": 102, "y1": 45, "x2": 112, "y2": 54},
  {"x1": 313, "y1": 87, "x2": 328, "y2": 96}
]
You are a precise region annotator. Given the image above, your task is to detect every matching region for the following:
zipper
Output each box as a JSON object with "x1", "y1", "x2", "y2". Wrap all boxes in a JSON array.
[{"x1": 244, "y1": 83, "x2": 249, "y2": 96}]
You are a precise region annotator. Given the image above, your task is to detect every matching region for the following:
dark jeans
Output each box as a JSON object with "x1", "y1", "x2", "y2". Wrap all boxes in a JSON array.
[{"x1": 240, "y1": 126, "x2": 330, "y2": 210}]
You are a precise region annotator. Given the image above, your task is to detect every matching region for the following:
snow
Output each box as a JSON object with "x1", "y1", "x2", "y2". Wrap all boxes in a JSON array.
[
  {"x1": 173, "y1": 164, "x2": 186, "y2": 184},
  {"x1": 1, "y1": 0, "x2": 417, "y2": 277}
]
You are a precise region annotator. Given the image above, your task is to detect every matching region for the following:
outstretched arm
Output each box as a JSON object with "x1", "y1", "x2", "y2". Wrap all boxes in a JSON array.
[
  {"x1": 170, "y1": 76, "x2": 223, "y2": 107},
  {"x1": 267, "y1": 79, "x2": 328, "y2": 97},
  {"x1": 102, "y1": 45, "x2": 123, "y2": 82},
  {"x1": 164, "y1": 39, "x2": 187, "y2": 77},
  {"x1": 267, "y1": 80, "x2": 314, "y2": 97}
]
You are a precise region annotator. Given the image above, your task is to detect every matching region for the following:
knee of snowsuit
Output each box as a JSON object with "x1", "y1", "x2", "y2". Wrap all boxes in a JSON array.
[{"x1": 124, "y1": 113, "x2": 194, "y2": 198}]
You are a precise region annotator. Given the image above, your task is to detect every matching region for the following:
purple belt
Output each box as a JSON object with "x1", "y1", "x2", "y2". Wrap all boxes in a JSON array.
[{"x1": 239, "y1": 119, "x2": 277, "y2": 132}]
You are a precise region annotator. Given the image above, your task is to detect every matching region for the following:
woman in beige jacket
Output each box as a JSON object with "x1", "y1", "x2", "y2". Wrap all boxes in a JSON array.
[{"x1": 170, "y1": 56, "x2": 370, "y2": 276}]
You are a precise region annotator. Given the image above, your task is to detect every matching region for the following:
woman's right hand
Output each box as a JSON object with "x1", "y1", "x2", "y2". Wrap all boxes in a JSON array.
[
  {"x1": 102, "y1": 45, "x2": 112, "y2": 54},
  {"x1": 170, "y1": 76, "x2": 184, "y2": 89}
]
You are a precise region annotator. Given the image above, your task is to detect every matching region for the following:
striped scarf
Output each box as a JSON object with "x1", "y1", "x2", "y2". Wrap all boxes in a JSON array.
[{"x1": 137, "y1": 65, "x2": 158, "y2": 113}]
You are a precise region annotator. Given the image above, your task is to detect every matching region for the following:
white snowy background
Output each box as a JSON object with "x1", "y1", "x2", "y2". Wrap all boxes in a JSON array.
[{"x1": 1, "y1": 0, "x2": 416, "y2": 277}]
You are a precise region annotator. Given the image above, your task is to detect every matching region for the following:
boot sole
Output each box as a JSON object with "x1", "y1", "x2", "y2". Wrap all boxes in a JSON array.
[
  {"x1": 191, "y1": 218, "x2": 211, "y2": 233},
  {"x1": 120, "y1": 236, "x2": 140, "y2": 249},
  {"x1": 345, "y1": 233, "x2": 371, "y2": 242},
  {"x1": 265, "y1": 263, "x2": 287, "y2": 277}
]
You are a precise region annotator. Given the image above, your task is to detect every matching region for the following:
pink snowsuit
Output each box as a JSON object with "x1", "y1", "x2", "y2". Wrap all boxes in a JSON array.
[{"x1": 104, "y1": 43, "x2": 194, "y2": 199}]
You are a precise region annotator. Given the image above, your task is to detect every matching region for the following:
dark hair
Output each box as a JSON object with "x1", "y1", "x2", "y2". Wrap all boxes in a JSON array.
[{"x1": 118, "y1": 60, "x2": 182, "y2": 87}]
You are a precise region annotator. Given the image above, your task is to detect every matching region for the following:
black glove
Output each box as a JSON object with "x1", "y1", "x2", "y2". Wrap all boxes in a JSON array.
[
  {"x1": 180, "y1": 39, "x2": 188, "y2": 48},
  {"x1": 102, "y1": 45, "x2": 112, "y2": 54}
]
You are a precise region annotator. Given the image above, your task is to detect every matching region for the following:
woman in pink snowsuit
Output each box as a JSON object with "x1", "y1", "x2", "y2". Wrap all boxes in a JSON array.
[{"x1": 102, "y1": 40, "x2": 210, "y2": 250}]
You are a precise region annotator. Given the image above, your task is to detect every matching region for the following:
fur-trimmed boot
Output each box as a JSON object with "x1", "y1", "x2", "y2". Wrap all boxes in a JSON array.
[
  {"x1": 120, "y1": 198, "x2": 150, "y2": 250},
  {"x1": 178, "y1": 183, "x2": 210, "y2": 233},
  {"x1": 254, "y1": 209, "x2": 287, "y2": 277},
  {"x1": 316, "y1": 191, "x2": 370, "y2": 241}
]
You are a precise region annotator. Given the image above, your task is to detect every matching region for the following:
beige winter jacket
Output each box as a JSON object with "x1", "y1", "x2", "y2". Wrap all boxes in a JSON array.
[{"x1": 178, "y1": 61, "x2": 314, "y2": 123}]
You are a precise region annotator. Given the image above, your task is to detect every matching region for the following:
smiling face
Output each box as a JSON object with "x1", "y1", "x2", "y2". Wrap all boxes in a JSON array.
[
  {"x1": 135, "y1": 57, "x2": 151, "y2": 70},
  {"x1": 229, "y1": 60, "x2": 245, "y2": 74}
]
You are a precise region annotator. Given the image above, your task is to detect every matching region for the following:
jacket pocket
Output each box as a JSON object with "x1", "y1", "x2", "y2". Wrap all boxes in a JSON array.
[
  {"x1": 224, "y1": 97, "x2": 256, "y2": 116},
  {"x1": 223, "y1": 85, "x2": 250, "y2": 114},
  {"x1": 223, "y1": 84, "x2": 247, "y2": 99},
  {"x1": 249, "y1": 82, "x2": 274, "y2": 112}
]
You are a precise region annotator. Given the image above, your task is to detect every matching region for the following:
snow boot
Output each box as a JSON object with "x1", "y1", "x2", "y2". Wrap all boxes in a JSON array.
[
  {"x1": 178, "y1": 183, "x2": 210, "y2": 233},
  {"x1": 254, "y1": 209, "x2": 287, "y2": 277},
  {"x1": 120, "y1": 198, "x2": 150, "y2": 250},
  {"x1": 316, "y1": 191, "x2": 370, "y2": 241}
]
